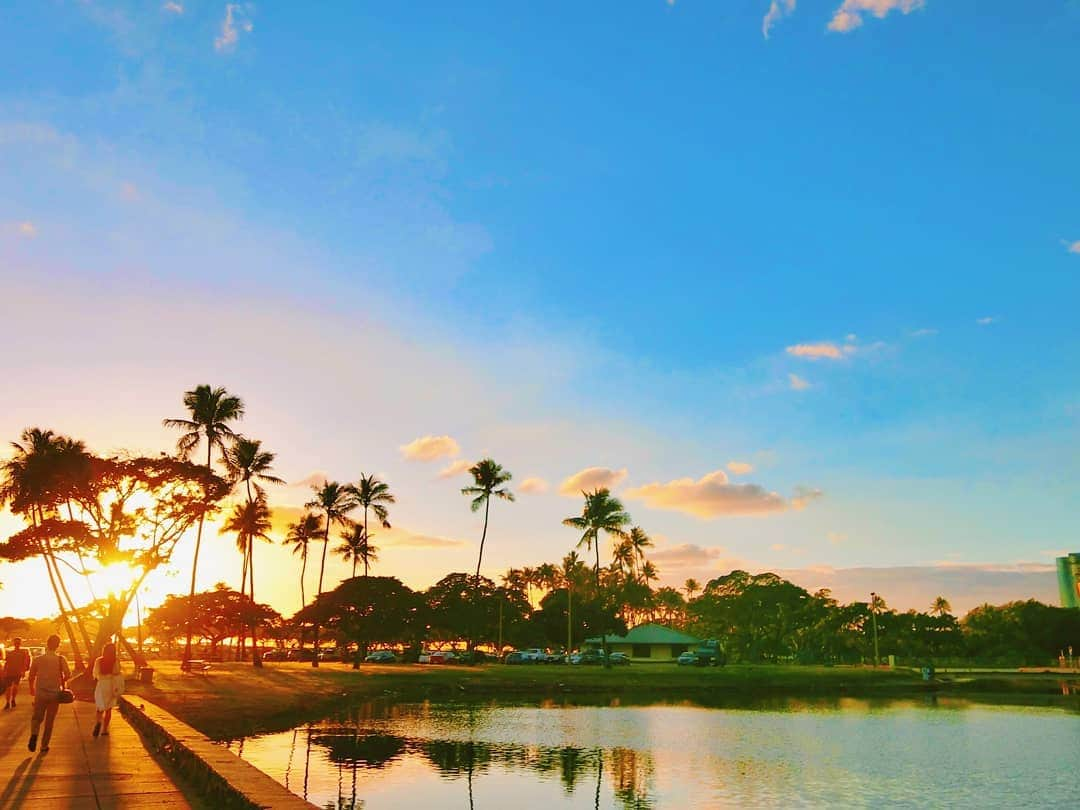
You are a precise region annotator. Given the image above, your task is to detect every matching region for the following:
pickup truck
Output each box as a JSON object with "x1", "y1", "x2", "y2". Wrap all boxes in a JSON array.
[{"x1": 693, "y1": 639, "x2": 727, "y2": 666}]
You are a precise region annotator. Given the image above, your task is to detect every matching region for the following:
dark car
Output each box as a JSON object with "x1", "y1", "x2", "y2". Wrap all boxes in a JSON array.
[
  {"x1": 504, "y1": 651, "x2": 526, "y2": 664},
  {"x1": 570, "y1": 650, "x2": 605, "y2": 665},
  {"x1": 608, "y1": 652, "x2": 631, "y2": 666},
  {"x1": 365, "y1": 650, "x2": 398, "y2": 663}
]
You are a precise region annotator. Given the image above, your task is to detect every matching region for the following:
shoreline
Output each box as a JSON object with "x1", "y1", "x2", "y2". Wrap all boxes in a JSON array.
[{"x1": 127, "y1": 661, "x2": 1080, "y2": 740}]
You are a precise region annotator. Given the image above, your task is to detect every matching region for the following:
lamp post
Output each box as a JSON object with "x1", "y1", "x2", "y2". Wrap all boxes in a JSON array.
[{"x1": 869, "y1": 591, "x2": 880, "y2": 668}]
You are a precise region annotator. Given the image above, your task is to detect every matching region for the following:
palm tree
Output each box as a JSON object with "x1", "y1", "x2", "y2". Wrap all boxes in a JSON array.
[
  {"x1": 684, "y1": 578, "x2": 701, "y2": 601},
  {"x1": 931, "y1": 596, "x2": 951, "y2": 617},
  {"x1": 304, "y1": 481, "x2": 358, "y2": 667},
  {"x1": 222, "y1": 495, "x2": 273, "y2": 666},
  {"x1": 349, "y1": 474, "x2": 395, "y2": 579},
  {"x1": 627, "y1": 526, "x2": 653, "y2": 581},
  {"x1": 461, "y1": 458, "x2": 514, "y2": 649},
  {"x1": 337, "y1": 523, "x2": 379, "y2": 579},
  {"x1": 562, "y1": 488, "x2": 631, "y2": 666},
  {"x1": 285, "y1": 512, "x2": 322, "y2": 610},
  {"x1": 163, "y1": 385, "x2": 245, "y2": 663}
]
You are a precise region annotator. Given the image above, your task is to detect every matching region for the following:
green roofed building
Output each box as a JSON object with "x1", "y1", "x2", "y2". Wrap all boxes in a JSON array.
[
  {"x1": 1057, "y1": 553, "x2": 1080, "y2": 608},
  {"x1": 584, "y1": 623, "x2": 701, "y2": 661}
]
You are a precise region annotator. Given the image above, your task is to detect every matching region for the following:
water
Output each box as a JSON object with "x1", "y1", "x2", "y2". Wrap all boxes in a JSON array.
[{"x1": 224, "y1": 698, "x2": 1080, "y2": 808}]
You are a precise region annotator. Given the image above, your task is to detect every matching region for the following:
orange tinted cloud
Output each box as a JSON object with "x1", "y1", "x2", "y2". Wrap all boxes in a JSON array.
[
  {"x1": 786, "y1": 342, "x2": 843, "y2": 360},
  {"x1": 762, "y1": 0, "x2": 796, "y2": 39},
  {"x1": 727, "y1": 460, "x2": 754, "y2": 475},
  {"x1": 558, "y1": 466, "x2": 628, "y2": 496},
  {"x1": 400, "y1": 434, "x2": 460, "y2": 461},
  {"x1": 789, "y1": 373, "x2": 811, "y2": 390},
  {"x1": 828, "y1": 0, "x2": 924, "y2": 33},
  {"x1": 519, "y1": 477, "x2": 549, "y2": 494},
  {"x1": 624, "y1": 470, "x2": 786, "y2": 518},
  {"x1": 438, "y1": 459, "x2": 472, "y2": 479}
]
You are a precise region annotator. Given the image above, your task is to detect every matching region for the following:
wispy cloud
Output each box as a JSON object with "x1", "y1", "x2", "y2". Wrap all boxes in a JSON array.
[
  {"x1": 727, "y1": 460, "x2": 754, "y2": 475},
  {"x1": 438, "y1": 459, "x2": 472, "y2": 479},
  {"x1": 762, "y1": 0, "x2": 796, "y2": 39},
  {"x1": 400, "y1": 435, "x2": 461, "y2": 462},
  {"x1": 789, "y1": 372, "x2": 811, "y2": 391},
  {"x1": 1066, "y1": 240, "x2": 1080, "y2": 255},
  {"x1": 786, "y1": 342, "x2": 843, "y2": 360},
  {"x1": 910, "y1": 328, "x2": 937, "y2": 337},
  {"x1": 519, "y1": 477, "x2": 549, "y2": 494},
  {"x1": 976, "y1": 316, "x2": 995, "y2": 326},
  {"x1": 624, "y1": 470, "x2": 787, "y2": 518},
  {"x1": 289, "y1": 471, "x2": 328, "y2": 490},
  {"x1": 11, "y1": 221, "x2": 37, "y2": 238},
  {"x1": 559, "y1": 466, "x2": 628, "y2": 496},
  {"x1": 215, "y1": 3, "x2": 254, "y2": 53},
  {"x1": 649, "y1": 542, "x2": 728, "y2": 568},
  {"x1": 790, "y1": 486, "x2": 824, "y2": 510},
  {"x1": 162, "y1": 1, "x2": 184, "y2": 14},
  {"x1": 828, "y1": 0, "x2": 925, "y2": 34}
]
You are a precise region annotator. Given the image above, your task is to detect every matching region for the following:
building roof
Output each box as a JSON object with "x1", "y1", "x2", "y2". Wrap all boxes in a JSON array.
[{"x1": 585, "y1": 623, "x2": 701, "y2": 646}]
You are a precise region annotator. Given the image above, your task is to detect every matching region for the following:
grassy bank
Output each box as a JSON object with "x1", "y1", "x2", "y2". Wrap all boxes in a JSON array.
[{"x1": 126, "y1": 660, "x2": 1080, "y2": 740}]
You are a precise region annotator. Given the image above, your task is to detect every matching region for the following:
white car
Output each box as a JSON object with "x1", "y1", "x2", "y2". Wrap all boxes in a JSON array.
[{"x1": 520, "y1": 648, "x2": 546, "y2": 662}]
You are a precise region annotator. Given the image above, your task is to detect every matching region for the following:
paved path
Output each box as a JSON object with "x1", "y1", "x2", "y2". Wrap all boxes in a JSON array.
[{"x1": 0, "y1": 697, "x2": 196, "y2": 809}]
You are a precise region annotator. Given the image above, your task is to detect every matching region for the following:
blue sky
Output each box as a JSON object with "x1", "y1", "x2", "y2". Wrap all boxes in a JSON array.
[{"x1": 1, "y1": 1, "x2": 1079, "y2": 615}]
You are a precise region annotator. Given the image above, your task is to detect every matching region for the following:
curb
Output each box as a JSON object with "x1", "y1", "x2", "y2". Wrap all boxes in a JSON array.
[{"x1": 120, "y1": 695, "x2": 316, "y2": 809}]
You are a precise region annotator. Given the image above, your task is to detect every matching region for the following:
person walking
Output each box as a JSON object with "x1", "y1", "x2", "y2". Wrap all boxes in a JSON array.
[
  {"x1": 4, "y1": 637, "x2": 32, "y2": 710},
  {"x1": 27, "y1": 634, "x2": 70, "y2": 753},
  {"x1": 91, "y1": 641, "x2": 124, "y2": 738}
]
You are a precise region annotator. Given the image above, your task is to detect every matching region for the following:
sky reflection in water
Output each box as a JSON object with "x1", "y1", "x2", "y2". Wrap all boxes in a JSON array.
[{"x1": 224, "y1": 698, "x2": 1080, "y2": 809}]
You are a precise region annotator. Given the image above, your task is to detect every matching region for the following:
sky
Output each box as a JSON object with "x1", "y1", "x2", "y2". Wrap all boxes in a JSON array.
[{"x1": 1, "y1": 0, "x2": 1079, "y2": 620}]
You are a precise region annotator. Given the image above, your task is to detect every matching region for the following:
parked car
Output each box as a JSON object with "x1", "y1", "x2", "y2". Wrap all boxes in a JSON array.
[
  {"x1": 520, "y1": 648, "x2": 546, "y2": 663},
  {"x1": 261, "y1": 649, "x2": 287, "y2": 661},
  {"x1": 569, "y1": 650, "x2": 605, "y2": 665},
  {"x1": 504, "y1": 651, "x2": 526, "y2": 664},
  {"x1": 286, "y1": 648, "x2": 316, "y2": 662},
  {"x1": 677, "y1": 651, "x2": 697, "y2": 666},
  {"x1": 608, "y1": 652, "x2": 631, "y2": 666},
  {"x1": 365, "y1": 650, "x2": 398, "y2": 663},
  {"x1": 419, "y1": 649, "x2": 457, "y2": 664}
]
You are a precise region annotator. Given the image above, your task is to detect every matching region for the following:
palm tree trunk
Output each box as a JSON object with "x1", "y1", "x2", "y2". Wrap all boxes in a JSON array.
[
  {"x1": 39, "y1": 540, "x2": 85, "y2": 672},
  {"x1": 594, "y1": 539, "x2": 610, "y2": 668},
  {"x1": 299, "y1": 550, "x2": 307, "y2": 610},
  {"x1": 469, "y1": 496, "x2": 491, "y2": 654},
  {"x1": 183, "y1": 441, "x2": 213, "y2": 663},
  {"x1": 351, "y1": 557, "x2": 357, "y2": 579},
  {"x1": 237, "y1": 545, "x2": 249, "y2": 661},
  {"x1": 311, "y1": 524, "x2": 330, "y2": 668},
  {"x1": 250, "y1": 536, "x2": 262, "y2": 667},
  {"x1": 43, "y1": 537, "x2": 92, "y2": 661}
]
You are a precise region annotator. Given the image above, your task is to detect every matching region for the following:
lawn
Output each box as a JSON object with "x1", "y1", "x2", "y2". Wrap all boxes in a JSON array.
[{"x1": 127, "y1": 660, "x2": 1077, "y2": 740}]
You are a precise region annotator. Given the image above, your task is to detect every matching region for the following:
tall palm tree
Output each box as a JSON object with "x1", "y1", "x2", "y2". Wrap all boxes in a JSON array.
[
  {"x1": 627, "y1": 526, "x2": 653, "y2": 582},
  {"x1": 222, "y1": 496, "x2": 273, "y2": 666},
  {"x1": 461, "y1": 458, "x2": 514, "y2": 653},
  {"x1": 684, "y1": 578, "x2": 701, "y2": 601},
  {"x1": 337, "y1": 523, "x2": 379, "y2": 579},
  {"x1": 285, "y1": 512, "x2": 323, "y2": 611},
  {"x1": 349, "y1": 474, "x2": 395, "y2": 579},
  {"x1": 163, "y1": 385, "x2": 245, "y2": 663},
  {"x1": 304, "y1": 481, "x2": 358, "y2": 667},
  {"x1": 931, "y1": 596, "x2": 951, "y2": 617},
  {"x1": 562, "y1": 488, "x2": 631, "y2": 666}
]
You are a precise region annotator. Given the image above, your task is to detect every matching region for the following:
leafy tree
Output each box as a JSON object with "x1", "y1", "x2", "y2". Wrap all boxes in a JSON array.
[
  {"x1": 145, "y1": 584, "x2": 279, "y2": 658},
  {"x1": 163, "y1": 385, "x2": 244, "y2": 662},
  {"x1": 304, "y1": 481, "x2": 358, "y2": 666},
  {"x1": 425, "y1": 573, "x2": 532, "y2": 651}
]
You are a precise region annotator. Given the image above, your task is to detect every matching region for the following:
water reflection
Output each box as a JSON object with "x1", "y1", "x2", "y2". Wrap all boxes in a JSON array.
[{"x1": 224, "y1": 698, "x2": 1080, "y2": 810}]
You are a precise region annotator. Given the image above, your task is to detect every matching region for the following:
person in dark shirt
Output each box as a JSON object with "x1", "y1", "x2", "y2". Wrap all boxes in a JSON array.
[
  {"x1": 3, "y1": 637, "x2": 32, "y2": 710},
  {"x1": 27, "y1": 634, "x2": 70, "y2": 753}
]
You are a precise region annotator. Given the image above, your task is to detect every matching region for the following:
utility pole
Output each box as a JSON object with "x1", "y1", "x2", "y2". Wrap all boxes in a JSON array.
[
  {"x1": 870, "y1": 591, "x2": 880, "y2": 668},
  {"x1": 567, "y1": 583, "x2": 573, "y2": 661},
  {"x1": 497, "y1": 596, "x2": 503, "y2": 658}
]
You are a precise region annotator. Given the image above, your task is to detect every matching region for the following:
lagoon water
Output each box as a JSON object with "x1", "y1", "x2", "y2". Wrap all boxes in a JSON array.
[{"x1": 225, "y1": 698, "x2": 1080, "y2": 808}]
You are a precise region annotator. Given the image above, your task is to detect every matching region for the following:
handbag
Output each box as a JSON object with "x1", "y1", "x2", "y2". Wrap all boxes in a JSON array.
[{"x1": 57, "y1": 688, "x2": 75, "y2": 704}]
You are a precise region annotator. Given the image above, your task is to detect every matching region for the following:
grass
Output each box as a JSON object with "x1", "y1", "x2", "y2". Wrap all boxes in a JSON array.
[{"x1": 127, "y1": 660, "x2": 1080, "y2": 740}]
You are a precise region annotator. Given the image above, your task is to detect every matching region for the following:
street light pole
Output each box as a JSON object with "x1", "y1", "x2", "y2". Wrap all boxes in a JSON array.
[{"x1": 869, "y1": 591, "x2": 880, "y2": 668}]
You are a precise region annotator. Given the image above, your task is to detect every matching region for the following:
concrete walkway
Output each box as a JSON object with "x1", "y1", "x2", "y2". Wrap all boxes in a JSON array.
[{"x1": 0, "y1": 697, "x2": 196, "y2": 810}]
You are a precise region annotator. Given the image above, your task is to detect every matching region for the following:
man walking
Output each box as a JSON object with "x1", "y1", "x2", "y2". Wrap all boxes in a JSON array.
[
  {"x1": 27, "y1": 634, "x2": 70, "y2": 753},
  {"x1": 3, "y1": 637, "x2": 31, "y2": 710}
]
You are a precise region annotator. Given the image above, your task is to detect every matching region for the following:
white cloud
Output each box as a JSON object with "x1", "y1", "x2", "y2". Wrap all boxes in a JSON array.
[
  {"x1": 624, "y1": 470, "x2": 788, "y2": 518},
  {"x1": 786, "y1": 342, "x2": 843, "y2": 360},
  {"x1": 1067, "y1": 240, "x2": 1080, "y2": 255},
  {"x1": 762, "y1": 0, "x2": 796, "y2": 39},
  {"x1": 828, "y1": 0, "x2": 924, "y2": 34},
  {"x1": 976, "y1": 316, "x2": 995, "y2": 326},
  {"x1": 215, "y1": 3, "x2": 254, "y2": 53},
  {"x1": 438, "y1": 459, "x2": 472, "y2": 479},
  {"x1": 290, "y1": 471, "x2": 328, "y2": 490},
  {"x1": 519, "y1": 477, "x2": 549, "y2": 494},
  {"x1": 162, "y1": 1, "x2": 184, "y2": 14},
  {"x1": 5, "y1": 221, "x2": 38, "y2": 238},
  {"x1": 788, "y1": 372, "x2": 811, "y2": 391},
  {"x1": 790, "y1": 486, "x2": 824, "y2": 510},
  {"x1": 400, "y1": 434, "x2": 461, "y2": 462},
  {"x1": 558, "y1": 466, "x2": 628, "y2": 496},
  {"x1": 910, "y1": 328, "x2": 937, "y2": 337},
  {"x1": 727, "y1": 460, "x2": 754, "y2": 475}
]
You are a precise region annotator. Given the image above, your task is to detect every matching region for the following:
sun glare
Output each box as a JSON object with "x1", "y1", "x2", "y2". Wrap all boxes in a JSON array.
[{"x1": 96, "y1": 561, "x2": 139, "y2": 598}]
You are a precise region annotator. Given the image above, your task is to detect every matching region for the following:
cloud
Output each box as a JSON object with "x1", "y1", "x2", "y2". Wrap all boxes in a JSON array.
[
  {"x1": 519, "y1": 477, "x2": 549, "y2": 494},
  {"x1": 1067, "y1": 240, "x2": 1080, "y2": 255},
  {"x1": 786, "y1": 342, "x2": 843, "y2": 360},
  {"x1": 400, "y1": 434, "x2": 461, "y2": 462},
  {"x1": 976, "y1": 316, "x2": 995, "y2": 326},
  {"x1": 120, "y1": 182, "x2": 140, "y2": 201},
  {"x1": 162, "y1": 1, "x2": 184, "y2": 13},
  {"x1": 727, "y1": 461, "x2": 754, "y2": 475},
  {"x1": 289, "y1": 471, "x2": 328, "y2": 490},
  {"x1": 791, "y1": 486, "x2": 824, "y2": 510},
  {"x1": 762, "y1": 0, "x2": 796, "y2": 39},
  {"x1": 438, "y1": 459, "x2": 473, "y2": 479},
  {"x1": 828, "y1": 0, "x2": 925, "y2": 34},
  {"x1": 215, "y1": 3, "x2": 254, "y2": 52},
  {"x1": 4, "y1": 221, "x2": 37, "y2": 238},
  {"x1": 558, "y1": 466, "x2": 628, "y2": 496},
  {"x1": 910, "y1": 328, "x2": 937, "y2": 337},
  {"x1": 649, "y1": 543, "x2": 728, "y2": 568},
  {"x1": 827, "y1": 531, "x2": 848, "y2": 545},
  {"x1": 624, "y1": 470, "x2": 787, "y2": 518},
  {"x1": 788, "y1": 373, "x2": 811, "y2": 391},
  {"x1": 380, "y1": 527, "x2": 467, "y2": 549}
]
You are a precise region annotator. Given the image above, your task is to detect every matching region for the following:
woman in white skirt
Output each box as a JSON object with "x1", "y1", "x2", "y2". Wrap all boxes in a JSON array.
[{"x1": 91, "y1": 642, "x2": 124, "y2": 738}]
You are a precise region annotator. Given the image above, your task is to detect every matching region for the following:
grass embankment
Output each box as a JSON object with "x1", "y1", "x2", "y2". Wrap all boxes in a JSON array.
[{"x1": 127, "y1": 661, "x2": 1079, "y2": 740}]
